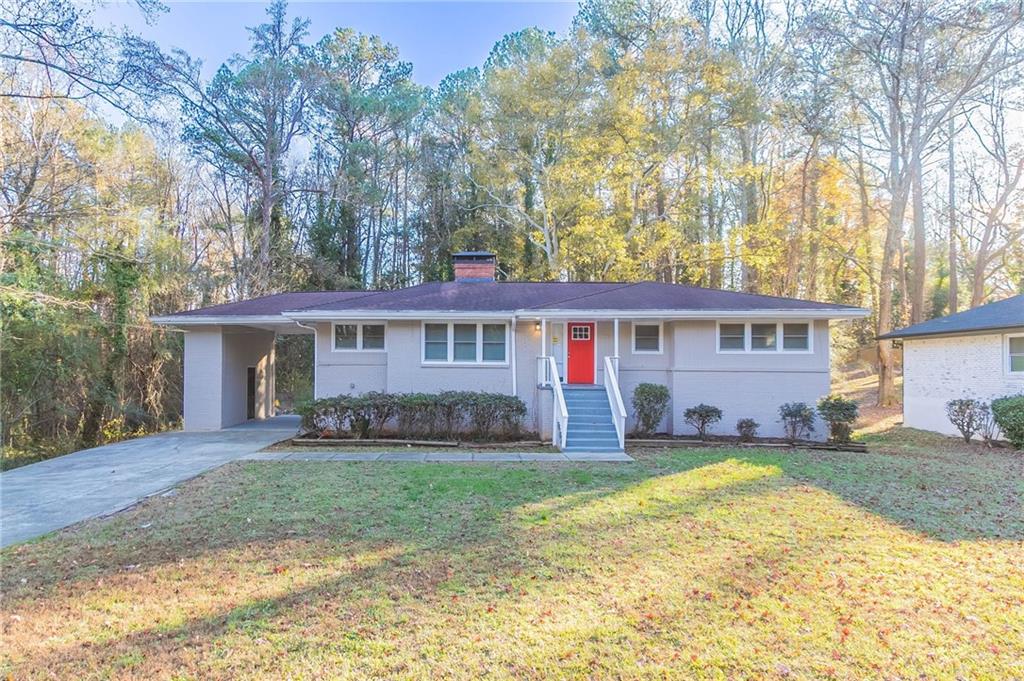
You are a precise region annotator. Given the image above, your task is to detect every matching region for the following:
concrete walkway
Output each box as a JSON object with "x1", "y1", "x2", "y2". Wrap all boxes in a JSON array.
[
  {"x1": 243, "y1": 449, "x2": 634, "y2": 463},
  {"x1": 0, "y1": 416, "x2": 300, "y2": 547}
]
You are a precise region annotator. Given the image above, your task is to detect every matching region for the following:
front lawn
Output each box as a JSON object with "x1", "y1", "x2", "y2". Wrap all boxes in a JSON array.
[{"x1": 1, "y1": 430, "x2": 1021, "y2": 679}]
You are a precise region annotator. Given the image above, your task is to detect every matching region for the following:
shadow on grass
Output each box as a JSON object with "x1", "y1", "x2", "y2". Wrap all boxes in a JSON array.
[
  {"x1": 723, "y1": 431, "x2": 1024, "y2": 542},
  {"x1": 2, "y1": 443, "x2": 1022, "y2": 676},
  {"x1": 4, "y1": 459, "x2": 786, "y2": 676}
]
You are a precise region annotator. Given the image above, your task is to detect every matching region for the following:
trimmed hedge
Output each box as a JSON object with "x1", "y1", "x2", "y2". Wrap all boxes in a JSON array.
[
  {"x1": 297, "y1": 391, "x2": 527, "y2": 441},
  {"x1": 991, "y1": 395, "x2": 1024, "y2": 449}
]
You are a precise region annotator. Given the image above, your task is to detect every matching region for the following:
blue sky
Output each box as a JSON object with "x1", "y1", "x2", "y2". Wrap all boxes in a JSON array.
[{"x1": 95, "y1": 1, "x2": 578, "y2": 86}]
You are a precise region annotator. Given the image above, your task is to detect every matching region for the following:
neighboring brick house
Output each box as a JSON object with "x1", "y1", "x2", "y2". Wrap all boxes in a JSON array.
[
  {"x1": 152, "y1": 252, "x2": 868, "y2": 451},
  {"x1": 879, "y1": 295, "x2": 1024, "y2": 436}
]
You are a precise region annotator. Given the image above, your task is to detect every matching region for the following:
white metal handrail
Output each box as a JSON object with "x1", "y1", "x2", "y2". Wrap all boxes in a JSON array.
[
  {"x1": 603, "y1": 355, "x2": 627, "y2": 450},
  {"x1": 537, "y1": 355, "x2": 552, "y2": 387},
  {"x1": 546, "y1": 356, "x2": 569, "y2": 449}
]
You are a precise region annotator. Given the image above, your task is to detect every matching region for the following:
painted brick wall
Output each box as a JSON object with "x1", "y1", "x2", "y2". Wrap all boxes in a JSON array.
[
  {"x1": 904, "y1": 333, "x2": 1024, "y2": 436},
  {"x1": 453, "y1": 262, "x2": 495, "y2": 281}
]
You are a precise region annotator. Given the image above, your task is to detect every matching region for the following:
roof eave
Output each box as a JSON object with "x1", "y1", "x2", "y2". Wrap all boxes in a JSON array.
[
  {"x1": 150, "y1": 314, "x2": 296, "y2": 326},
  {"x1": 878, "y1": 323, "x2": 1024, "y2": 340}
]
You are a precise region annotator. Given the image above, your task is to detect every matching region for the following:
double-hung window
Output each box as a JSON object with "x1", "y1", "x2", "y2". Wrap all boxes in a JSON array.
[
  {"x1": 750, "y1": 323, "x2": 777, "y2": 351},
  {"x1": 333, "y1": 322, "x2": 386, "y2": 352},
  {"x1": 718, "y1": 322, "x2": 812, "y2": 353},
  {"x1": 1009, "y1": 335, "x2": 1024, "y2": 373},
  {"x1": 718, "y1": 323, "x2": 746, "y2": 351},
  {"x1": 633, "y1": 323, "x2": 662, "y2": 353},
  {"x1": 422, "y1": 322, "x2": 508, "y2": 364}
]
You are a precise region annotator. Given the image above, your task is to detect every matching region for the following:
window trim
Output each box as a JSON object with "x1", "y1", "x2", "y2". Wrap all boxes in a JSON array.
[
  {"x1": 331, "y1": 321, "x2": 387, "y2": 353},
  {"x1": 631, "y1": 321, "x2": 663, "y2": 354},
  {"x1": 715, "y1": 321, "x2": 814, "y2": 354},
  {"x1": 1006, "y1": 333, "x2": 1024, "y2": 376},
  {"x1": 420, "y1": 321, "x2": 509, "y2": 366}
]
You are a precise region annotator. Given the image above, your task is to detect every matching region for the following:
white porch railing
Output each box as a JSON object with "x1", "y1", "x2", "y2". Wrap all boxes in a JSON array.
[
  {"x1": 540, "y1": 356, "x2": 569, "y2": 449},
  {"x1": 602, "y1": 355, "x2": 627, "y2": 450},
  {"x1": 537, "y1": 355, "x2": 552, "y2": 387}
]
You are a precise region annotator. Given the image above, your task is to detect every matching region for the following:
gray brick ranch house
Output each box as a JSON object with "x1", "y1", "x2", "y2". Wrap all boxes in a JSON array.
[{"x1": 152, "y1": 253, "x2": 867, "y2": 451}]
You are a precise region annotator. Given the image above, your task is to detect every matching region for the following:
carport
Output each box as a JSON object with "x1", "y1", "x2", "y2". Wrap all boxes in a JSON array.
[{"x1": 151, "y1": 292, "x2": 376, "y2": 431}]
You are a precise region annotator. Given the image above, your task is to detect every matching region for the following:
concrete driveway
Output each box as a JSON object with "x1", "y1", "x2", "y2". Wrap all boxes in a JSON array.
[{"x1": 0, "y1": 416, "x2": 299, "y2": 547}]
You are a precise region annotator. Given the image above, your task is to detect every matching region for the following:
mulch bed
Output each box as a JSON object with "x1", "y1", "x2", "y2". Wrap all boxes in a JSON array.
[{"x1": 628, "y1": 436, "x2": 868, "y2": 453}]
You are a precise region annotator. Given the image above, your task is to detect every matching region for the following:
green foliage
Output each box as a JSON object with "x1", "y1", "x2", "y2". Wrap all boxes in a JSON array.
[
  {"x1": 990, "y1": 395, "x2": 1024, "y2": 449},
  {"x1": 683, "y1": 403, "x2": 722, "y2": 440},
  {"x1": 945, "y1": 399, "x2": 988, "y2": 444},
  {"x1": 631, "y1": 383, "x2": 670, "y2": 436},
  {"x1": 297, "y1": 391, "x2": 527, "y2": 441},
  {"x1": 736, "y1": 418, "x2": 759, "y2": 442},
  {"x1": 817, "y1": 395, "x2": 860, "y2": 443},
  {"x1": 778, "y1": 402, "x2": 816, "y2": 442}
]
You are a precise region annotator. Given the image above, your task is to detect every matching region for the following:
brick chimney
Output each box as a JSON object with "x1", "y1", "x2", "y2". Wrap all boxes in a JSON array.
[{"x1": 452, "y1": 251, "x2": 496, "y2": 282}]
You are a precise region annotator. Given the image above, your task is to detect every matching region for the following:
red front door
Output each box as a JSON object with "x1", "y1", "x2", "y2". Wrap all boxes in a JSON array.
[{"x1": 567, "y1": 322, "x2": 595, "y2": 384}]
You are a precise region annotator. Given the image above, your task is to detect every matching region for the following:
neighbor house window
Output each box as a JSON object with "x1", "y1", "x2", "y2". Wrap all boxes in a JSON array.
[
  {"x1": 1010, "y1": 336, "x2": 1024, "y2": 373},
  {"x1": 633, "y1": 323, "x2": 662, "y2": 353},
  {"x1": 423, "y1": 322, "x2": 508, "y2": 364},
  {"x1": 333, "y1": 322, "x2": 386, "y2": 351},
  {"x1": 718, "y1": 322, "x2": 813, "y2": 353}
]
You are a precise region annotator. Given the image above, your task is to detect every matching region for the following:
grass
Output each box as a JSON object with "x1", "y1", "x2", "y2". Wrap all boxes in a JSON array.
[{"x1": 1, "y1": 429, "x2": 1021, "y2": 679}]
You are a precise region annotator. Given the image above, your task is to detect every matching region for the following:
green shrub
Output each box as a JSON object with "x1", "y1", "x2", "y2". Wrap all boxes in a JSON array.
[
  {"x1": 301, "y1": 391, "x2": 527, "y2": 441},
  {"x1": 816, "y1": 395, "x2": 859, "y2": 443},
  {"x1": 736, "y1": 418, "x2": 759, "y2": 442},
  {"x1": 297, "y1": 398, "x2": 347, "y2": 436},
  {"x1": 778, "y1": 402, "x2": 815, "y2": 442},
  {"x1": 991, "y1": 395, "x2": 1024, "y2": 449},
  {"x1": 631, "y1": 383, "x2": 670, "y2": 436},
  {"x1": 945, "y1": 398, "x2": 987, "y2": 443},
  {"x1": 683, "y1": 403, "x2": 722, "y2": 440}
]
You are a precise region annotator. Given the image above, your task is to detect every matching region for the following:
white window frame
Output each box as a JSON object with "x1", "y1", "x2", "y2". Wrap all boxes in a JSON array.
[
  {"x1": 715, "y1": 321, "x2": 814, "y2": 354},
  {"x1": 421, "y1": 321, "x2": 509, "y2": 366},
  {"x1": 332, "y1": 321, "x2": 387, "y2": 353},
  {"x1": 1006, "y1": 333, "x2": 1024, "y2": 376},
  {"x1": 631, "y1": 321, "x2": 663, "y2": 354}
]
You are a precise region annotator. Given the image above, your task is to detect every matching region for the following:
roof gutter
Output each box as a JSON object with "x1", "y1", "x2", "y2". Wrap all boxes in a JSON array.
[
  {"x1": 151, "y1": 307, "x2": 870, "y2": 325},
  {"x1": 150, "y1": 314, "x2": 292, "y2": 326}
]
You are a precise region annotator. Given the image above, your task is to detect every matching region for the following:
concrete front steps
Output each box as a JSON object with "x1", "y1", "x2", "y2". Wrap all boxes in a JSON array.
[{"x1": 562, "y1": 385, "x2": 624, "y2": 453}]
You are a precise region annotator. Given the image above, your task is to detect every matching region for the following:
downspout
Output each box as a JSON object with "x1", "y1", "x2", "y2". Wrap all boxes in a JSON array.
[
  {"x1": 293, "y1": 320, "x2": 318, "y2": 399},
  {"x1": 510, "y1": 313, "x2": 517, "y2": 397}
]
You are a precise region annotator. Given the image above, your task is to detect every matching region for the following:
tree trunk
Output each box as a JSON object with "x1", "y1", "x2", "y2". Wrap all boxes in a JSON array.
[
  {"x1": 909, "y1": 140, "x2": 926, "y2": 323},
  {"x1": 807, "y1": 139, "x2": 821, "y2": 300},
  {"x1": 259, "y1": 168, "x2": 274, "y2": 295},
  {"x1": 877, "y1": 152, "x2": 911, "y2": 407},
  {"x1": 947, "y1": 116, "x2": 958, "y2": 314}
]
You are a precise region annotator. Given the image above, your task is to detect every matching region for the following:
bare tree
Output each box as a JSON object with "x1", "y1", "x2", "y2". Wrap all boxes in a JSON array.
[{"x1": 828, "y1": 0, "x2": 1023, "y2": 405}]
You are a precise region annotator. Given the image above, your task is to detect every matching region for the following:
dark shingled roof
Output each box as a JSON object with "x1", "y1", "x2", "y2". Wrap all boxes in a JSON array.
[
  {"x1": 294, "y1": 281, "x2": 861, "y2": 313},
  {"x1": 169, "y1": 291, "x2": 379, "y2": 317},
  {"x1": 164, "y1": 281, "x2": 863, "y2": 318},
  {"x1": 878, "y1": 294, "x2": 1024, "y2": 339}
]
